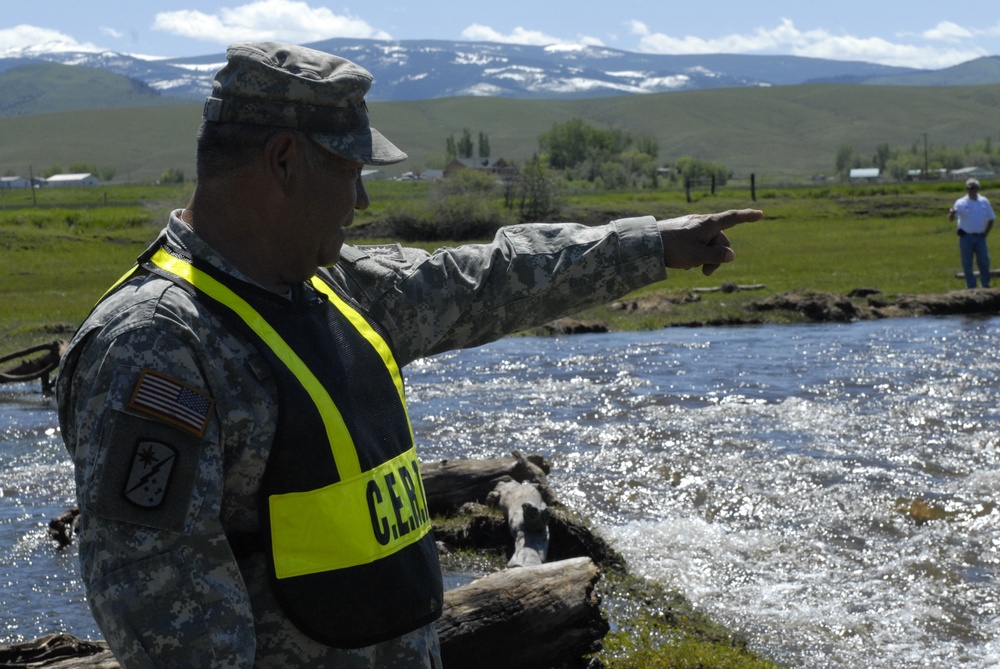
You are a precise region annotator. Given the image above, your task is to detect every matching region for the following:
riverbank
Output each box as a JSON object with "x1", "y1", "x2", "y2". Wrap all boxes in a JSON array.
[{"x1": 534, "y1": 285, "x2": 1000, "y2": 336}]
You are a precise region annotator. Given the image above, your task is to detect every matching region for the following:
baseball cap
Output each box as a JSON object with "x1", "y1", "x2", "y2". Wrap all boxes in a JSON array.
[{"x1": 202, "y1": 42, "x2": 407, "y2": 165}]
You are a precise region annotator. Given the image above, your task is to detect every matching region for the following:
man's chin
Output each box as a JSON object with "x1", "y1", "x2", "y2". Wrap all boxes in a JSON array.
[{"x1": 320, "y1": 236, "x2": 346, "y2": 267}]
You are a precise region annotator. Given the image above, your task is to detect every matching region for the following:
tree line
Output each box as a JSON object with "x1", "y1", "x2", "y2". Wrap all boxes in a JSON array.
[
  {"x1": 835, "y1": 136, "x2": 1000, "y2": 181},
  {"x1": 387, "y1": 118, "x2": 730, "y2": 241}
]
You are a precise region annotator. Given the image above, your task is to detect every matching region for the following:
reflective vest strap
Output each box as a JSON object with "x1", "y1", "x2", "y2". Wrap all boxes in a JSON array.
[
  {"x1": 269, "y1": 446, "x2": 431, "y2": 578},
  {"x1": 98, "y1": 263, "x2": 140, "y2": 304},
  {"x1": 146, "y1": 247, "x2": 363, "y2": 478},
  {"x1": 309, "y1": 276, "x2": 414, "y2": 440}
]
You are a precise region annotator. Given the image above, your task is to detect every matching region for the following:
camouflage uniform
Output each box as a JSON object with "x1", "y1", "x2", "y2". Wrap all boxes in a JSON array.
[{"x1": 56, "y1": 209, "x2": 666, "y2": 668}]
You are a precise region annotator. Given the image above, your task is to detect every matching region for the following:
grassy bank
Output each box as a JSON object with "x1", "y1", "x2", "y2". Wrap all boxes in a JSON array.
[
  {"x1": 1, "y1": 179, "x2": 979, "y2": 354},
  {"x1": 551, "y1": 180, "x2": 977, "y2": 332},
  {"x1": 1, "y1": 184, "x2": 194, "y2": 352}
]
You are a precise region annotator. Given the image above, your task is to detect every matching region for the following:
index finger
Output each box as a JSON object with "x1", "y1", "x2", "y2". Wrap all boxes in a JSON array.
[{"x1": 712, "y1": 209, "x2": 764, "y2": 230}]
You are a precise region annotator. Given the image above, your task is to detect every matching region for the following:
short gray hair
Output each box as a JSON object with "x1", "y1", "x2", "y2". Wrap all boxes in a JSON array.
[{"x1": 195, "y1": 120, "x2": 317, "y2": 183}]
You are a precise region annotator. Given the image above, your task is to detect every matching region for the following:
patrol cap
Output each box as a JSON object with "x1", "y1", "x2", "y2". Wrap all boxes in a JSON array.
[{"x1": 203, "y1": 42, "x2": 407, "y2": 165}]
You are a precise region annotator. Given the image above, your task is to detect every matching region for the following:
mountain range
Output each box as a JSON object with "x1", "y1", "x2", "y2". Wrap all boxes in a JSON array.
[{"x1": 2, "y1": 37, "x2": 1000, "y2": 112}]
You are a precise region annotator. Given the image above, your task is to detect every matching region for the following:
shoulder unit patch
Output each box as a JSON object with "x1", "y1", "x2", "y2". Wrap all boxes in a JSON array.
[{"x1": 123, "y1": 440, "x2": 178, "y2": 508}]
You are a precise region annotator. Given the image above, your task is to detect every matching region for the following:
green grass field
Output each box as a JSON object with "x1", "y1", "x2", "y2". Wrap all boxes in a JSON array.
[{"x1": 1, "y1": 179, "x2": 983, "y2": 356}]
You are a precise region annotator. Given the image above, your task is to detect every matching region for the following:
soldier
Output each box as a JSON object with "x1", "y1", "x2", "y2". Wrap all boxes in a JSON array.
[{"x1": 57, "y1": 41, "x2": 762, "y2": 668}]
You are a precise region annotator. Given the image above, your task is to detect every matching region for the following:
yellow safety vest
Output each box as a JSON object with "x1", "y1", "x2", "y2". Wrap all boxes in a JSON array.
[{"x1": 125, "y1": 241, "x2": 442, "y2": 647}]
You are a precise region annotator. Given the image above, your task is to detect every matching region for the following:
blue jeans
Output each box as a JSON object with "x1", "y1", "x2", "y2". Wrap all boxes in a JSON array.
[{"x1": 959, "y1": 233, "x2": 991, "y2": 288}]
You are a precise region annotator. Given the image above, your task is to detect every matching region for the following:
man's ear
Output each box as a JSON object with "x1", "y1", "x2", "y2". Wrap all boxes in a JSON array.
[{"x1": 263, "y1": 131, "x2": 300, "y2": 188}]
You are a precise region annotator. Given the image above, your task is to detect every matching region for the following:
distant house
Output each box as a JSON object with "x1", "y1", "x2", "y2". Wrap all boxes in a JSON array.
[
  {"x1": 444, "y1": 156, "x2": 517, "y2": 180},
  {"x1": 397, "y1": 169, "x2": 445, "y2": 181},
  {"x1": 0, "y1": 176, "x2": 30, "y2": 189},
  {"x1": 849, "y1": 168, "x2": 880, "y2": 182},
  {"x1": 45, "y1": 173, "x2": 101, "y2": 187},
  {"x1": 950, "y1": 166, "x2": 995, "y2": 181}
]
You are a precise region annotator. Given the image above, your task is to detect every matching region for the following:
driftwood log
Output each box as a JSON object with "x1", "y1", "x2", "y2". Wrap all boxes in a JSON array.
[
  {"x1": 437, "y1": 557, "x2": 607, "y2": 669},
  {"x1": 691, "y1": 282, "x2": 766, "y2": 293},
  {"x1": 0, "y1": 341, "x2": 65, "y2": 394},
  {"x1": 48, "y1": 507, "x2": 80, "y2": 548},
  {"x1": 954, "y1": 269, "x2": 1000, "y2": 279},
  {"x1": 421, "y1": 449, "x2": 557, "y2": 515},
  {"x1": 0, "y1": 634, "x2": 116, "y2": 669}
]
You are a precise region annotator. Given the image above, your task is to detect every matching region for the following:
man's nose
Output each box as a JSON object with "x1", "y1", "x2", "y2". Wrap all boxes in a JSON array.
[{"x1": 355, "y1": 177, "x2": 370, "y2": 210}]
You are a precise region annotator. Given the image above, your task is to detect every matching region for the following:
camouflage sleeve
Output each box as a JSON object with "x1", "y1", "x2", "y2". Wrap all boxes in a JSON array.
[
  {"x1": 336, "y1": 216, "x2": 666, "y2": 365},
  {"x1": 58, "y1": 284, "x2": 259, "y2": 668}
]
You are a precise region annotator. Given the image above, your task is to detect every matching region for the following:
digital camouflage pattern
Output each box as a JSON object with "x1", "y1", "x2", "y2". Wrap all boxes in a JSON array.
[
  {"x1": 56, "y1": 210, "x2": 666, "y2": 668},
  {"x1": 203, "y1": 42, "x2": 407, "y2": 165}
]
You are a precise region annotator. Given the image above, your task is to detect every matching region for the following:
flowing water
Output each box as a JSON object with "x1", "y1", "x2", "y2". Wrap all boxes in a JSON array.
[{"x1": 2, "y1": 315, "x2": 998, "y2": 668}]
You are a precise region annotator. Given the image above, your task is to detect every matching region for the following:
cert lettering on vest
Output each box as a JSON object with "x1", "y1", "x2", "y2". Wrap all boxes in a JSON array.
[{"x1": 269, "y1": 447, "x2": 431, "y2": 578}]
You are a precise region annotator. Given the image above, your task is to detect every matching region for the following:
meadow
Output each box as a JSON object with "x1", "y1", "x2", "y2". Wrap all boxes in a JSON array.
[{"x1": 0, "y1": 178, "x2": 980, "y2": 357}]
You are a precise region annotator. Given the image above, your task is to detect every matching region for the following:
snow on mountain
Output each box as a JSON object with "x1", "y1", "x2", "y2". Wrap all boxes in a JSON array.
[{"x1": 0, "y1": 37, "x2": 923, "y2": 103}]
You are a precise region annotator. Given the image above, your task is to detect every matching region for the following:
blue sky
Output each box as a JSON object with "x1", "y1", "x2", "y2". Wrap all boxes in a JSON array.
[{"x1": 2, "y1": 0, "x2": 998, "y2": 69}]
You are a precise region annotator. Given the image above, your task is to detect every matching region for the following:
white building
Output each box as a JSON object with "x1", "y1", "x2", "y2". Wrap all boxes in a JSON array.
[
  {"x1": 45, "y1": 173, "x2": 101, "y2": 187},
  {"x1": 0, "y1": 176, "x2": 31, "y2": 188},
  {"x1": 849, "y1": 168, "x2": 880, "y2": 182},
  {"x1": 950, "y1": 166, "x2": 995, "y2": 181}
]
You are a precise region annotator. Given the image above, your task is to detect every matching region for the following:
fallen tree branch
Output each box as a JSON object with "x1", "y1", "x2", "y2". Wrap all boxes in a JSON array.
[
  {"x1": 420, "y1": 451, "x2": 553, "y2": 515},
  {"x1": 435, "y1": 557, "x2": 607, "y2": 669},
  {"x1": 691, "y1": 282, "x2": 766, "y2": 293},
  {"x1": 0, "y1": 341, "x2": 65, "y2": 393}
]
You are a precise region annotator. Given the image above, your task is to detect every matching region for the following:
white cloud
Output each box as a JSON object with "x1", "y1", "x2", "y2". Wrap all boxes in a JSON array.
[
  {"x1": 629, "y1": 18, "x2": 988, "y2": 69},
  {"x1": 462, "y1": 23, "x2": 603, "y2": 47},
  {"x1": 921, "y1": 21, "x2": 972, "y2": 42},
  {"x1": 0, "y1": 25, "x2": 102, "y2": 55},
  {"x1": 152, "y1": 0, "x2": 391, "y2": 46}
]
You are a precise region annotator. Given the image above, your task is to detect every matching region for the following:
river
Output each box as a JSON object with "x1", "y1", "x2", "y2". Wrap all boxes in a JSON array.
[{"x1": 2, "y1": 315, "x2": 998, "y2": 668}]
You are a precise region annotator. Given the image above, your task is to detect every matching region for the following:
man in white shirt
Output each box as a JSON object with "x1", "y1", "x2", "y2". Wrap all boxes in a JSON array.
[{"x1": 949, "y1": 178, "x2": 995, "y2": 288}]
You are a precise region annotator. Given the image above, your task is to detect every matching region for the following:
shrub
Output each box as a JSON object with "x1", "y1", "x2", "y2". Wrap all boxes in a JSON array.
[
  {"x1": 384, "y1": 201, "x2": 512, "y2": 242},
  {"x1": 386, "y1": 171, "x2": 515, "y2": 241}
]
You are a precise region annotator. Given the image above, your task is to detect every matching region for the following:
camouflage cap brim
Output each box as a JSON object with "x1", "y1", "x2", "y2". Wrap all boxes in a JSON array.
[{"x1": 311, "y1": 127, "x2": 407, "y2": 166}]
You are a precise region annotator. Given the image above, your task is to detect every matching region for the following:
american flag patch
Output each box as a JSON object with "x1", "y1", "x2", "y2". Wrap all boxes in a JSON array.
[{"x1": 129, "y1": 370, "x2": 214, "y2": 436}]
